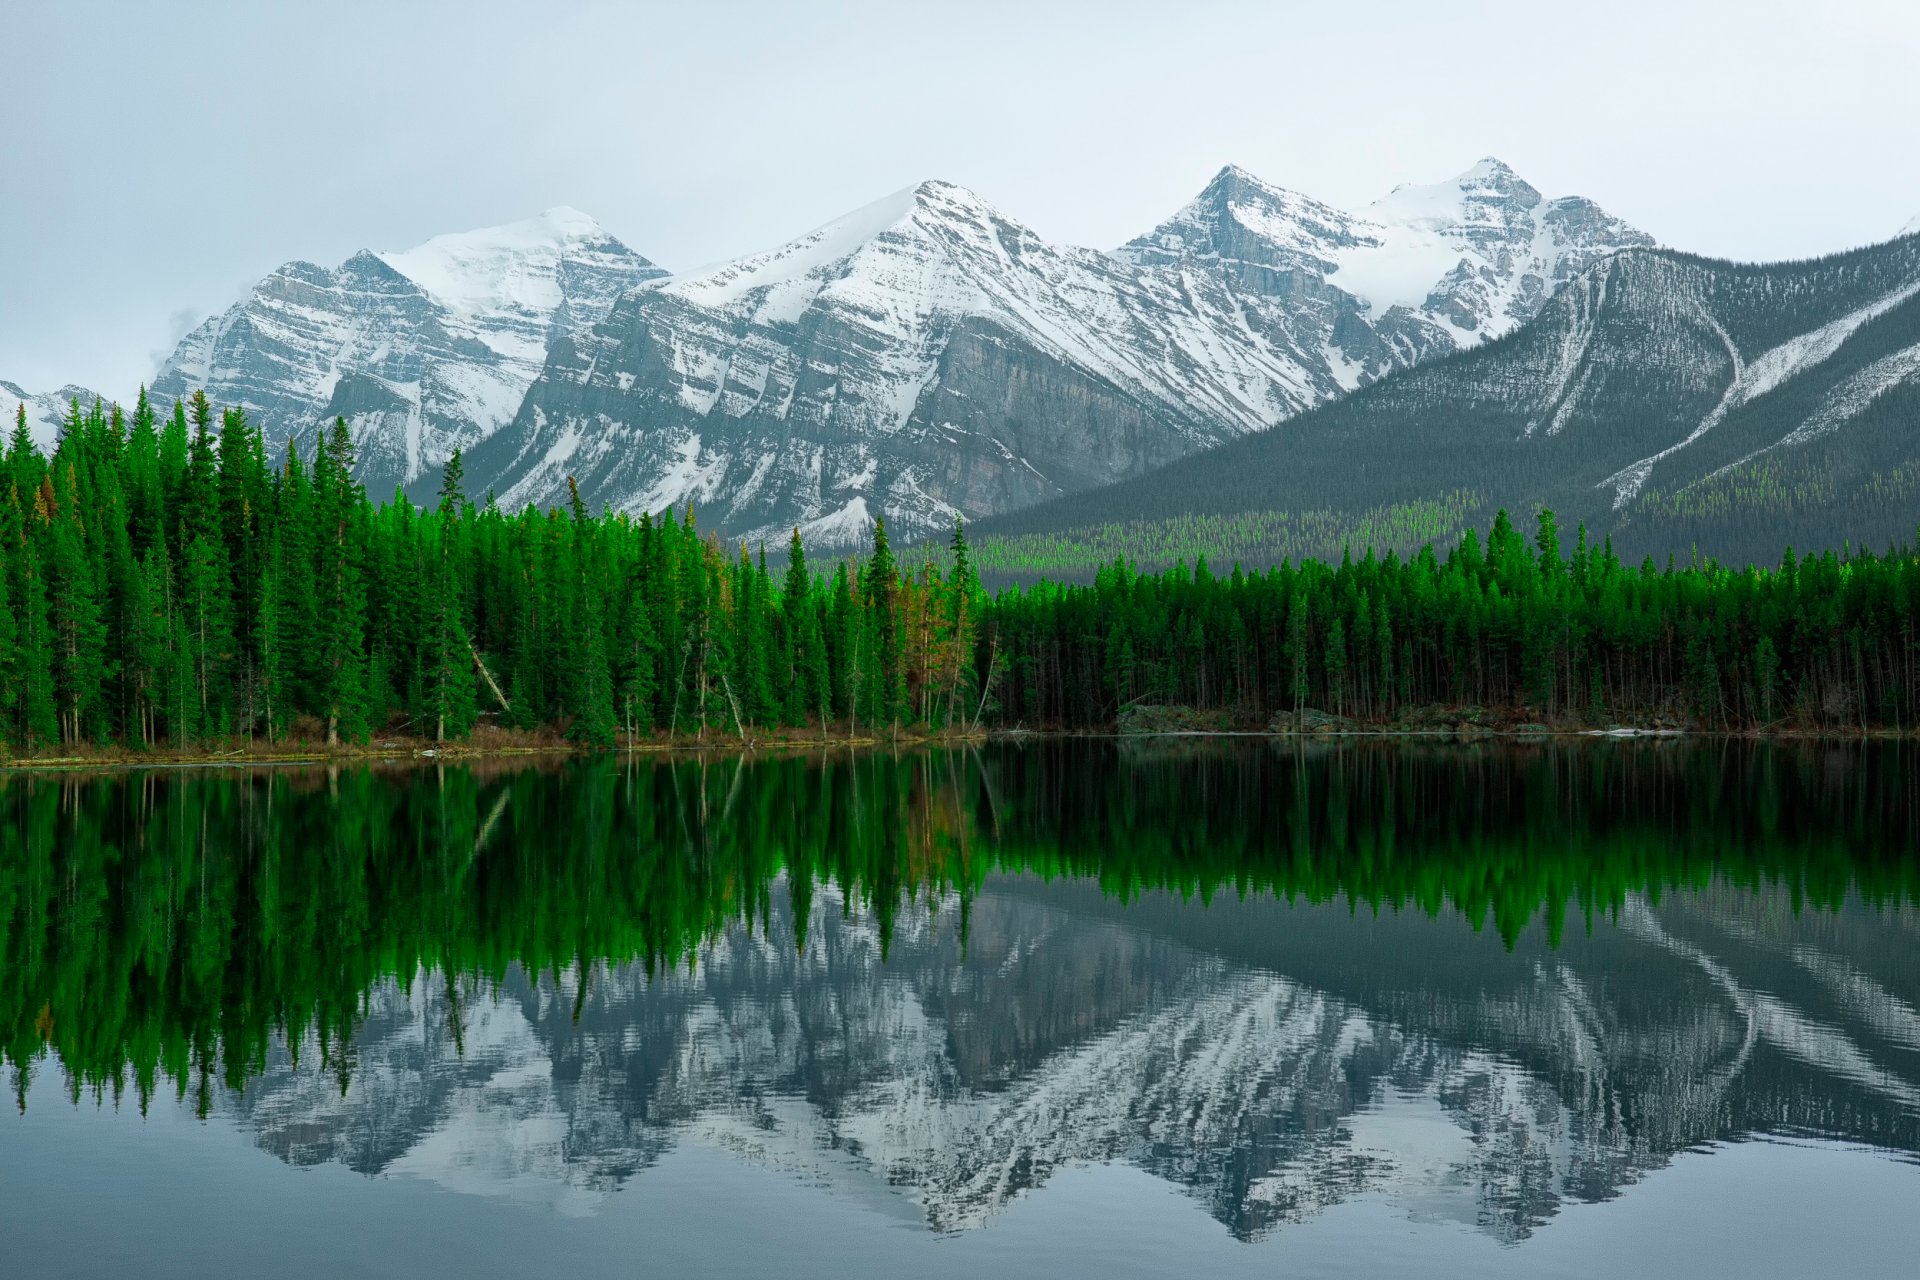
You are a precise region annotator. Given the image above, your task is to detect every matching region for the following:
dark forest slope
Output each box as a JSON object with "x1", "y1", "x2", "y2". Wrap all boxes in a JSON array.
[{"x1": 968, "y1": 234, "x2": 1920, "y2": 578}]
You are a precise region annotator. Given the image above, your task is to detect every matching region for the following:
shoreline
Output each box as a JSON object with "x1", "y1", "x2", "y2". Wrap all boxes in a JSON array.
[{"x1": 1, "y1": 723, "x2": 1911, "y2": 773}]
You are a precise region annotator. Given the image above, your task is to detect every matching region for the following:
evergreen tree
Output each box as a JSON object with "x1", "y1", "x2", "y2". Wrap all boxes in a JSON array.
[
  {"x1": 16, "y1": 539, "x2": 59, "y2": 750},
  {"x1": 314, "y1": 421, "x2": 369, "y2": 743},
  {"x1": 863, "y1": 517, "x2": 906, "y2": 732},
  {"x1": 44, "y1": 466, "x2": 108, "y2": 743}
]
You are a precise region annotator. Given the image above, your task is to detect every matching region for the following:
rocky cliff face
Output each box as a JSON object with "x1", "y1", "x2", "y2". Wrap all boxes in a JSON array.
[
  {"x1": 1117, "y1": 158, "x2": 1655, "y2": 385},
  {"x1": 474, "y1": 163, "x2": 1648, "y2": 546},
  {"x1": 128, "y1": 161, "x2": 1646, "y2": 540},
  {"x1": 983, "y1": 228, "x2": 1920, "y2": 567},
  {"x1": 467, "y1": 181, "x2": 1328, "y2": 546},
  {"x1": 150, "y1": 209, "x2": 664, "y2": 499}
]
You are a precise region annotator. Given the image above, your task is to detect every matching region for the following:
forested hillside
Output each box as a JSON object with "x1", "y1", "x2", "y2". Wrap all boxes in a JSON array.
[
  {"x1": 4, "y1": 391, "x2": 1920, "y2": 753},
  {"x1": 971, "y1": 234, "x2": 1920, "y2": 577}
]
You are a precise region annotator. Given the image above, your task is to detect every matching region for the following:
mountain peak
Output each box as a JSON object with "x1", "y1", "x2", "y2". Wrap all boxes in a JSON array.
[
  {"x1": 1369, "y1": 157, "x2": 1543, "y2": 227},
  {"x1": 532, "y1": 205, "x2": 605, "y2": 237},
  {"x1": 663, "y1": 178, "x2": 1014, "y2": 314},
  {"x1": 150, "y1": 204, "x2": 667, "y2": 498},
  {"x1": 1458, "y1": 156, "x2": 1520, "y2": 182},
  {"x1": 1115, "y1": 163, "x2": 1357, "y2": 269},
  {"x1": 376, "y1": 208, "x2": 659, "y2": 325},
  {"x1": 911, "y1": 178, "x2": 963, "y2": 200},
  {"x1": 382, "y1": 207, "x2": 625, "y2": 272},
  {"x1": 1194, "y1": 163, "x2": 1324, "y2": 209},
  {"x1": 907, "y1": 179, "x2": 1006, "y2": 223},
  {"x1": 1206, "y1": 163, "x2": 1266, "y2": 190}
]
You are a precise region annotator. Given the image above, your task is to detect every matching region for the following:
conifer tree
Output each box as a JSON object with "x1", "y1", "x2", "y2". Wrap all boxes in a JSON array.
[
  {"x1": 437, "y1": 447, "x2": 466, "y2": 518},
  {"x1": 863, "y1": 517, "x2": 905, "y2": 732},
  {"x1": 16, "y1": 539, "x2": 59, "y2": 750},
  {"x1": 561, "y1": 479, "x2": 616, "y2": 745},
  {"x1": 615, "y1": 570, "x2": 659, "y2": 740},
  {"x1": 0, "y1": 500, "x2": 16, "y2": 739},
  {"x1": 44, "y1": 467, "x2": 108, "y2": 743},
  {"x1": 313, "y1": 421, "x2": 369, "y2": 743},
  {"x1": 7, "y1": 404, "x2": 43, "y2": 500},
  {"x1": 419, "y1": 522, "x2": 477, "y2": 742},
  {"x1": 179, "y1": 531, "x2": 234, "y2": 740},
  {"x1": 125, "y1": 387, "x2": 162, "y2": 555},
  {"x1": 255, "y1": 529, "x2": 287, "y2": 743},
  {"x1": 780, "y1": 528, "x2": 824, "y2": 726},
  {"x1": 122, "y1": 549, "x2": 165, "y2": 746}
]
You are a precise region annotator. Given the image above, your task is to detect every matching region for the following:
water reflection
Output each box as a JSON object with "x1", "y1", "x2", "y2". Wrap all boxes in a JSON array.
[{"x1": 3, "y1": 742, "x2": 1917, "y2": 1243}]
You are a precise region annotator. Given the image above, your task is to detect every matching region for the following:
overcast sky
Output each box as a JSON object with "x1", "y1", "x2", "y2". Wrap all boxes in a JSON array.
[{"x1": 5, "y1": 0, "x2": 1918, "y2": 395}]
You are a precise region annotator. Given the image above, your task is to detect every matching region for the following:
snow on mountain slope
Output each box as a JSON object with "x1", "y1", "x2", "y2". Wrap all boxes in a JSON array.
[
  {"x1": 1604, "y1": 274, "x2": 1920, "y2": 507},
  {"x1": 1120, "y1": 157, "x2": 1654, "y2": 388},
  {"x1": 476, "y1": 179, "x2": 1446, "y2": 546},
  {"x1": 378, "y1": 207, "x2": 646, "y2": 365},
  {"x1": 128, "y1": 163, "x2": 1645, "y2": 539},
  {"x1": 982, "y1": 230, "x2": 1920, "y2": 569},
  {"x1": 152, "y1": 210, "x2": 664, "y2": 497},
  {"x1": 1, "y1": 378, "x2": 109, "y2": 450},
  {"x1": 1345, "y1": 157, "x2": 1650, "y2": 336}
]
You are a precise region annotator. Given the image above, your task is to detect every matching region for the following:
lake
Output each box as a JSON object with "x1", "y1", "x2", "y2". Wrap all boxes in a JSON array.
[{"x1": 2, "y1": 740, "x2": 1916, "y2": 1278}]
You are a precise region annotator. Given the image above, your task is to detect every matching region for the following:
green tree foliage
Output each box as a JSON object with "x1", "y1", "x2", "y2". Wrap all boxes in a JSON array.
[{"x1": 3, "y1": 387, "x2": 1920, "y2": 753}]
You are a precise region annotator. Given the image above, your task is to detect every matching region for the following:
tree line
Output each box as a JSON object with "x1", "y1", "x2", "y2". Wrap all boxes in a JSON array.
[
  {"x1": 5, "y1": 390, "x2": 1920, "y2": 750},
  {"x1": 0, "y1": 391, "x2": 983, "y2": 752}
]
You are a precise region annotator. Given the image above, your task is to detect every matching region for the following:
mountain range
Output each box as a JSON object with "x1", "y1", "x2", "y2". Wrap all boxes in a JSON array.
[
  {"x1": 9, "y1": 161, "x2": 1917, "y2": 564},
  {"x1": 7, "y1": 158, "x2": 1654, "y2": 541},
  {"x1": 979, "y1": 228, "x2": 1920, "y2": 570},
  {"x1": 470, "y1": 160, "x2": 1650, "y2": 546}
]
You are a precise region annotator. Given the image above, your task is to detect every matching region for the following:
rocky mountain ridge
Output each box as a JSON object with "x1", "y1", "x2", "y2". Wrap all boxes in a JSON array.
[
  {"x1": 148, "y1": 208, "x2": 666, "y2": 498},
  {"x1": 472, "y1": 160, "x2": 1651, "y2": 545},
  {"x1": 979, "y1": 229, "x2": 1920, "y2": 568},
  {"x1": 79, "y1": 159, "x2": 1652, "y2": 543}
]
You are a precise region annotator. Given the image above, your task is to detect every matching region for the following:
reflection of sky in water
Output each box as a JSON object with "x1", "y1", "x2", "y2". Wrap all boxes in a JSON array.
[{"x1": 6, "y1": 1080, "x2": 1913, "y2": 1280}]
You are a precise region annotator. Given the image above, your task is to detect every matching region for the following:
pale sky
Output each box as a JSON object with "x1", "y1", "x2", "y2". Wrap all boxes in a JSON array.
[{"x1": 4, "y1": 0, "x2": 1918, "y2": 396}]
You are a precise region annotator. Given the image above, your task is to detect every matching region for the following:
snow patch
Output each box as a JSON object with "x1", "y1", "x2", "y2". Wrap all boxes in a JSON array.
[
  {"x1": 665, "y1": 186, "x2": 922, "y2": 322},
  {"x1": 1605, "y1": 277, "x2": 1920, "y2": 506},
  {"x1": 379, "y1": 207, "x2": 612, "y2": 324},
  {"x1": 796, "y1": 496, "x2": 872, "y2": 547},
  {"x1": 632, "y1": 434, "x2": 728, "y2": 516}
]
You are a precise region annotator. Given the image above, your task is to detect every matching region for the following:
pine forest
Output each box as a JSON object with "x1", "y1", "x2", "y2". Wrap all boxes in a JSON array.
[{"x1": 6, "y1": 391, "x2": 1920, "y2": 756}]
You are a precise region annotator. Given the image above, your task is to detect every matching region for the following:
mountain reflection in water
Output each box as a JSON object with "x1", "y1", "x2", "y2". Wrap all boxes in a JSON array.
[{"x1": 4, "y1": 741, "x2": 1916, "y2": 1244}]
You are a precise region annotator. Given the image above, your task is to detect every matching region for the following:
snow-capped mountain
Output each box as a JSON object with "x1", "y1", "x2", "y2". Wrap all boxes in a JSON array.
[
  {"x1": 984, "y1": 228, "x2": 1920, "y2": 568},
  {"x1": 2, "y1": 378, "x2": 108, "y2": 451},
  {"x1": 226, "y1": 877, "x2": 1919, "y2": 1241},
  {"x1": 470, "y1": 181, "x2": 1327, "y2": 546},
  {"x1": 473, "y1": 163, "x2": 1645, "y2": 546},
  {"x1": 1118, "y1": 158, "x2": 1654, "y2": 380},
  {"x1": 151, "y1": 209, "x2": 664, "y2": 498}
]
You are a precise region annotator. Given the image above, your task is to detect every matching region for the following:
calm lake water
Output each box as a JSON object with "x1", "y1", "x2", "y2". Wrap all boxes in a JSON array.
[{"x1": 3, "y1": 741, "x2": 1917, "y2": 1278}]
